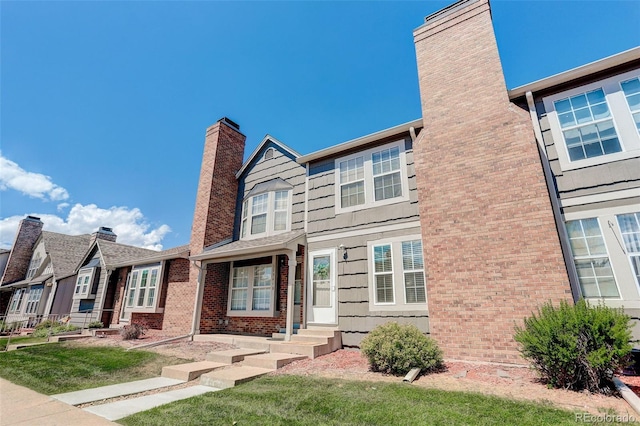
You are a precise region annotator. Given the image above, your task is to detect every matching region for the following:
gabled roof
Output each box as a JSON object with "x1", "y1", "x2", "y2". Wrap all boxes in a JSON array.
[
  {"x1": 110, "y1": 244, "x2": 190, "y2": 268},
  {"x1": 236, "y1": 135, "x2": 301, "y2": 179},
  {"x1": 41, "y1": 231, "x2": 92, "y2": 280},
  {"x1": 95, "y1": 239, "x2": 159, "y2": 269},
  {"x1": 0, "y1": 248, "x2": 10, "y2": 255}
]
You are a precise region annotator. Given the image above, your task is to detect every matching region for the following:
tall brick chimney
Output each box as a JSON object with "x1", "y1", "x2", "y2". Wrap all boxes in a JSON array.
[
  {"x1": 162, "y1": 117, "x2": 246, "y2": 334},
  {"x1": 1, "y1": 216, "x2": 44, "y2": 285},
  {"x1": 90, "y1": 226, "x2": 117, "y2": 244},
  {"x1": 412, "y1": 0, "x2": 572, "y2": 363}
]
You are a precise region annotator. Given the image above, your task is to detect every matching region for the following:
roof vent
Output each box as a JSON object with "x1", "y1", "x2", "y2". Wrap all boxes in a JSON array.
[
  {"x1": 264, "y1": 148, "x2": 274, "y2": 160},
  {"x1": 219, "y1": 117, "x2": 240, "y2": 131}
]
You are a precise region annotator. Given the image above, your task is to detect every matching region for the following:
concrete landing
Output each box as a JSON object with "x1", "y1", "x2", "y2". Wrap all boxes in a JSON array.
[
  {"x1": 200, "y1": 366, "x2": 272, "y2": 389},
  {"x1": 269, "y1": 341, "x2": 330, "y2": 359},
  {"x1": 162, "y1": 361, "x2": 226, "y2": 381},
  {"x1": 52, "y1": 377, "x2": 184, "y2": 405},
  {"x1": 206, "y1": 348, "x2": 266, "y2": 364},
  {"x1": 243, "y1": 352, "x2": 306, "y2": 369},
  {"x1": 84, "y1": 385, "x2": 219, "y2": 421}
]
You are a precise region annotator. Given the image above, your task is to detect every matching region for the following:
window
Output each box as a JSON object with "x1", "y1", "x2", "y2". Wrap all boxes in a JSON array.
[
  {"x1": 543, "y1": 70, "x2": 640, "y2": 171},
  {"x1": 335, "y1": 141, "x2": 409, "y2": 213},
  {"x1": 126, "y1": 264, "x2": 161, "y2": 309},
  {"x1": 228, "y1": 258, "x2": 275, "y2": 316},
  {"x1": 368, "y1": 235, "x2": 427, "y2": 311},
  {"x1": 566, "y1": 218, "x2": 619, "y2": 298},
  {"x1": 9, "y1": 288, "x2": 25, "y2": 313},
  {"x1": 553, "y1": 88, "x2": 621, "y2": 161},
  {"x1": 24, "y1": 285, "x2": 44, "y2": 314},
  {"x1": 617, "y1": 212, "x2": 640, "y2": 287},
  {"x1": 312, "y1": 254, "x2": 332, "y2": 307},
  {"x1": 74, "y1": 269, "x2": 95, "y2": 298},
  {"x1": 26, "y1": 253, "x2": 42, "y2": 280},
  {"x1": 240, "y1": 190, "x2": 291, "y2": 239},
  {"x1": 621, "y1": 77, "x2": 640, "y2": 133}
]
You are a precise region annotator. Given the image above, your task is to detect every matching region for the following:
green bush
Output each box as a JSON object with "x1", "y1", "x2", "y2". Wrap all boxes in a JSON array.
[
  {"x1": 87, "y1": 321, "x2": 104, "y2": 329},
  {"x1": 360, "y1": 322, "x2": 443, "y2": 376},
  {"x1": 31, "y1": 321, "x2": 79, "y2": 338},
  {"x1": 514, "y1": 299, "x2": 633, "y2": 394}
]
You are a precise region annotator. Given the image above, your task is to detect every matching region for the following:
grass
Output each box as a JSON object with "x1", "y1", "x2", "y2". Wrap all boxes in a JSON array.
[
  {"x1": 0, "y1": 342, "x2": 188, "y2": 394},
  {"x1": 119, "y1": 375, "x2": 584, "y2": 426},
  {"x1": 0, "y1": 335, "x2": 48, "y2": 351}
]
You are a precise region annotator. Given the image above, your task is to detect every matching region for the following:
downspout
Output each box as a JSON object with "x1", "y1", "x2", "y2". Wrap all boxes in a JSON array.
[
  {"x1": 190, "y1": 260, "x2": 206, "y2": 338},
  {"x1": 525, "y1": 91, "x2": 581, "y2": 301},
  {"x1": 409, "y1": 126, "x2": 417, "y2": 143}
]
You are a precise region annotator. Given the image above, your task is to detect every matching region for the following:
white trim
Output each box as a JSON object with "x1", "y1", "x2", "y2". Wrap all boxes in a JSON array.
[
  {"x1": 307, "y1": 221, "x2": 421, "y2": 243},
  {"x1": 236, "y1": 135, "x2": 301, "y2": 178},
  {"x1": 543, "y1": 69, "x2": 640, "y2": 172},
  {"x1": 124, "y1": 262, "x2": 163, "y2": 312},
  {"x1": 564, "y1": 203, "x2": 640, "y2": 221},
  {"x1": 334, "y1": 140, "x2": 410, "y2": 215},
  {"x1": 366, "y1": 234, "x2": 428, "y2": 312},
  {"x1": 307, "y1": 248, "x2": 337, "y2": 325},
  {"x1": 226, "y1": 256, "x2": 277, "y2": 317},
  {"x1": 240, "y1": 190, "x2": 292, "y2": 241},
  {"x1": 561, "y1": 188, "x2": 640, "y2": 208},
  {"x1": 73, "y1": 268, "x2": 96, "y2": 299}
]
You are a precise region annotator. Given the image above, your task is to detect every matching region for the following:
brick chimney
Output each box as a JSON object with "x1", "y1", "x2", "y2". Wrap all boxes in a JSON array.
[
  {"x1": 162, "y1": 117, "x2": 246, "y2": 334},
  {"x1": 1, "y1": 216, "x2": 44, "y2": 285},
  {"x1": 412, "y1": 0, "x2": 572, "y2": 363},
  {"x1": 91, "y1": 227, "x2": 117, "y2": 244}
]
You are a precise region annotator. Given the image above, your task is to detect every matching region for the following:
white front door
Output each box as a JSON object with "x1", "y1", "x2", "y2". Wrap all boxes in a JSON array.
[{"x1": 307, "y1": 249, "x2": 337, "y2": 325}]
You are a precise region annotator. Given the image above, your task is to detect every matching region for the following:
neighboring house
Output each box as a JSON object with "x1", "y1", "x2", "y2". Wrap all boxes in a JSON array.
[
  {"x1": 0, "y1": 216, "x2": 93, "y2": 325},
  {"x1": 509, "y1": 48, "x2": 640, "y2": 339},
  {"x1": 68, "y1": 234, "x2": 159, "y2": 327}
]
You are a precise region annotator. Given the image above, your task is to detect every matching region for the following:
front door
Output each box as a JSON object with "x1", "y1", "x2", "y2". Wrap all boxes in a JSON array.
[{"x1": 307, "y1": 249, "x2": 337, "y2": 324}]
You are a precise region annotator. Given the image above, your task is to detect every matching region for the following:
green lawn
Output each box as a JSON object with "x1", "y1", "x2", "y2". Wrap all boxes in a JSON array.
[
  {"x1": 0, "y1": 342, "x2": 189, "y2": 394},
  {"x1": 119, "y1": 375, "x2": 582, "y2": 426},
  {"x1": 0, "y1": 335, "x2": 48, "y2": 351}
]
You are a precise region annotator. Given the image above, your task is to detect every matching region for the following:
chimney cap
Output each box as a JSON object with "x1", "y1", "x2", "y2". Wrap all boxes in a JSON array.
[
  {"x1": 25, "y1": 215, "x2": 42, "y2": 222},
  {"x1": 218, "y1": 117, "x2": 240, "y2": 131}
]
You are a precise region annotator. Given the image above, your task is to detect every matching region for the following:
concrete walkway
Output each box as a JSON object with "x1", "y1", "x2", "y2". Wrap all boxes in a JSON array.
[
  {"x1": 0, "y1": 378, "x2": 114, "y2": 426},
  {"x1": 52, "y1": 377, "x2": 184, "y2": 405}
]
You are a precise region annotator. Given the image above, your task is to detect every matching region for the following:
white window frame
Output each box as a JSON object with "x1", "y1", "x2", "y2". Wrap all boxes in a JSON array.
[
  {"x1": 543, "y1": 69, "x2": 640, "y2": 172},
  {"x1": 74, "y1": 268, "x2": 95, "y2": 299},
  {"x1": 620, "y1": 77, "x2": 640, "y2": 137},
  {"x1": 8, "y1": 288, "x2": 25, "y2": 314},
  {"x1": 616, "y1": 212, "x2": 640, "y2": 289},
  {"x1": 334, "y1": 140, "x2": 410, "y2": 214},
  {"x1": 125, "y1": 263, "x2": 162, "y2": 311},
  {"x1": 227, "y1": 257, "x2": 276, "y2": 317},
  {"x1": 566, "y1": 218, "x2": 621, "y2": 299},
  {"x1": 24, "y1": 285, "x2": 44, "y2": 314},
  {"x1": 240, "y1": 191, "x2": 292, "y2": 240},
  {"x1": 26, "y1": 253, "x2": 42, "y2": 280},
  {"x1": 367, "y1": 234, "x2": 428, "y2": 312}
]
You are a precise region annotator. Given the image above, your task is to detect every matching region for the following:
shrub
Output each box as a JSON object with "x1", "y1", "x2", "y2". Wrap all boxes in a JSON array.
[
  {"x1": 87, "y1": 321, "x2": 104, "y2": 329},
  {"x1": 120, "y1": 322, "x2": 147, "y2": 340},
  {"x1": 32, "y1": 322, "x2": 79, "y2": 338},
  {"x1": 360, "y1": 322, "x2": 443, "y2": 376},
  {"x1": 514, "y1": 299, "x2": 632, "y2": 394}
]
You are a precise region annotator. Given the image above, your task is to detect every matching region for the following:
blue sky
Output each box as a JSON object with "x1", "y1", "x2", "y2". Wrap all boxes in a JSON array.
[{"x1": 1, "y1": 1, "x2": 639, "y2": 250}]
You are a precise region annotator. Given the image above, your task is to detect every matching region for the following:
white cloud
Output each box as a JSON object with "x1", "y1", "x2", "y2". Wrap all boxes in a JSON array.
[
  {"x1": 57, "y1": 203, "x2": 70, "y2": 212},
  {"x1": 0, "y1": 204, "x2": 171, "y2": 250},
  {"x1": 0, "y1": 153, "x2": 69, "y2": 201}
]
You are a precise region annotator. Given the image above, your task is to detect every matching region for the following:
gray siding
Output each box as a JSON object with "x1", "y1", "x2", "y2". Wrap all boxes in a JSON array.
[
  {"x1": 536, "y1": 100, "x2": 640, "y2": 200},
  {"x1": 69, "y1": 252, "x2": 105, "y2": 326},
  {"x1": 306, "y1": 138, "x2": 420, "y2": 236},
  {"x1": 241, "y1": 147, "x2": 306, "y2": 231}
]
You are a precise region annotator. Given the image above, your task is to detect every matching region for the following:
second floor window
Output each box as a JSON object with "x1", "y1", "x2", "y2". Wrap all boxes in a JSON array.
[
  {"x1": 26, "y1": 253, "x2": 42, "y2": 279},
  {"x1": 553, "y1": 88, "x2": 621, "y2": 161},
  {"x1": 74, "y1": 269, "x2": 95, "y2": 298},
  {"x1": 621, "y1": 77, "x2": 640, "y2": 133},
  {"x1": 241, "y1": 190, "x2": 291, "y2": 239}
]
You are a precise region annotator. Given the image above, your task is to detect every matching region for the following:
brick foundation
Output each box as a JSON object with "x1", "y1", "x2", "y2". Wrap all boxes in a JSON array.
[
  {"x1": 412, "y1": 0, "x2": 572, "y2": 363},
  {"x1": 131, "y1": 312, "x2": 164, "y2": 330}
]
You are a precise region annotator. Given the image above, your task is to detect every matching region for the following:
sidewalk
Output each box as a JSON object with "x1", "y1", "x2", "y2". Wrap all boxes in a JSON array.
[{"x1": 0, "y1": 378, "x2": 114, "y2": 426}]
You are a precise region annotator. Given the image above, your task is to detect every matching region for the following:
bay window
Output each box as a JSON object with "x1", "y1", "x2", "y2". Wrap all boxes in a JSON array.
[
  {"x1": 240, "y1": 187, "x2": 291, "y2": 239},
  {"x1": 74, "y1": 268, "x2": 96, "y2": 298},
  {"x1": 126, "y1": 263, "x2": 161, "y2": 309}
]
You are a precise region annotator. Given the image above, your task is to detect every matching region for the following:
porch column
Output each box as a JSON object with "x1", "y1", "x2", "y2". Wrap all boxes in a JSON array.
[{"x1": 285, "y1": 251, "x2": 297, "y2": 341}]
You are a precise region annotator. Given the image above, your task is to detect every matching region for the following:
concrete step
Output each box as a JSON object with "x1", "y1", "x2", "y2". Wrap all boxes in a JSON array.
[
  {"x1": 84, "y1": 385, "x2": 219, "y2": 421},
  {"x1": 52, "y1": 377, "x2": 184, "y2": 405},
  {"x1": 290, "y1": 335, "x2": 329, "y2": 344},
  {"x1": 270, "y1": 333, "x2": 285, "y2": 340},
  {"x1": 206, "y1": 348, "x2": 266, "y2": 364},
  {"x1": 91, "y1": 328, "x2": 120, "y2": 336},
  {"x1": 50, "y1": 334, "x2": 91, "y2": 342},
  {"x1": 297, "y1": 329, "x2": 340, "y2": 338},
  {"x1": 242, "y1": 353, "x2": 306, "y2": 369},
  {"x1": 200, "y1": 366, "x2": 272, "y2": 389},
  {"x1": 269, "y1": 341, "x2": 331, "y2": 359},
  {"x1": 162, "y1": 361, "x2": 226, "y2": 381}
]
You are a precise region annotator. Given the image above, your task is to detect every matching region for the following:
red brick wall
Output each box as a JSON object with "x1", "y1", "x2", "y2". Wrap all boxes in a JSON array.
[
  {"x1": 199, "y1": 255, "x2": 299, "y2": 336},
  {"x1": 1, "y1": 217, "x2": 43, "y2": 285},
  {"x1": 162, "y1": 119, "x2": 246, "y2": 334},
  {"x1": 412, "y1": 0, "x2": 572, "y2": 364},
  {"x1": 131, "y1": 312, "x2": 164, "y2": 330}
]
